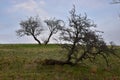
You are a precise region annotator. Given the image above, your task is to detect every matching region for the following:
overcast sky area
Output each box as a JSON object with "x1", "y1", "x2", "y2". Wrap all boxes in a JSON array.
[{"x1": 0, "y1": 0, "x2": 120, "y2": 45}]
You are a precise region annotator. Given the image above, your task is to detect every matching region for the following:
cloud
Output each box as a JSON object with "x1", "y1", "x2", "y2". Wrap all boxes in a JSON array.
[
  {"x1": 11, "y1": 0, "x2": 45, "y2": 11},
  {"x1": 13, "y1": 0, "x2": 37, "y2": 12},
  {"x1": 7, "y1": 0, "x2": 48, "y2": 18},
  {"x1": 39, "y1": 0, "x2": 46, "y2": 6}
]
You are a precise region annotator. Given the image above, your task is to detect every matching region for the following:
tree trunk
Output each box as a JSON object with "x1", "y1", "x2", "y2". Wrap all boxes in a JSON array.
[
  {"x1": 66, "y1": 42, "x2": 76, "y2": 63},
  {"x1": 32, "y1": 35, "x2": 41, "y2": 45},
  {"x1": 45, "y1": 32, "x2": 53, "y2": 45}
]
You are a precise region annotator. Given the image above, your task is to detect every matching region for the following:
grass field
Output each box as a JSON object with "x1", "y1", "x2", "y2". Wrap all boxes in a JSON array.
[{"x1": 0, "y1": 44, "x2": 120, "y2": 80}]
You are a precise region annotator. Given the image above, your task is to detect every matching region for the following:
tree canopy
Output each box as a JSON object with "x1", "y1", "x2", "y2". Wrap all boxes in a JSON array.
[
  {"x1": 59, "y1": 6, "x2": 118, "y2": 66},
  {"x1": 44, "y1": 18, "x2": 64, "y2": 45},
  {"x1": 16, "y1": 16, "x2": 43, "y2": 44}
]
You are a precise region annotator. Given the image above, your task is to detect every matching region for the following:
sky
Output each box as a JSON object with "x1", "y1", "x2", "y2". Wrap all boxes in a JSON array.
[{"x1": 0, "y1": 0, "x2": 120, "y2": 45}]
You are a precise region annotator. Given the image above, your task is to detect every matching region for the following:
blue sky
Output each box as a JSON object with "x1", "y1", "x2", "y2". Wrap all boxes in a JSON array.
[{"x1": 0, "y1": 0, "x2": 120, "y2": 45}]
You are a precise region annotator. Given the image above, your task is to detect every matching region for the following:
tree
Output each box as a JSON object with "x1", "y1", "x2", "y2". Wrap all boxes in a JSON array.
[
  {"x1": 16, "y1": 16, "x2": 43, "y2": 44},
  {"x1": 44, "y1": 18, "x2": 64, "y2": 45},
  {"x1": 59, "y1": 6, "x2": 118, "y2": 66}
]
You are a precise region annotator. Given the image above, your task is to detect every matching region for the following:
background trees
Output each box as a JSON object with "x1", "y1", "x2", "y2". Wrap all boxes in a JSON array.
[
  {"x1": 16, "y1": 16, "x2": 43, "y2": 45},
  {"x1": 44, "y1": 18, "x2": 64, "y2": 45},
  {"x1": 16, "y1": 17, "x2": 64, "y2": 45}
]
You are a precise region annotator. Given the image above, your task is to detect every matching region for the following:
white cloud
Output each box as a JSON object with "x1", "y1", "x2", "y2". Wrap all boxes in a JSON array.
[
  {"x1": 7, "y1": 0, "x2": 48, "y2": 18},
  {"x1": 13, "y1": 0, "x2": 37, "y2": 12},
  {"x1": 39, "y1": 0, "x2": 46, "y2": 6}
]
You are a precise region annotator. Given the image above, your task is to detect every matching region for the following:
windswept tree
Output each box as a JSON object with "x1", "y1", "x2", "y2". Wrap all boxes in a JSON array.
[
  {"x1": 44, "y1": 18, "x2": 64, "y2": 45},
  {"x1": 59, "y1": 6, "x2": 118, "y2": 66},
  {"x1": 16, "y1": 16, "x2": 43, "y2": 44}
]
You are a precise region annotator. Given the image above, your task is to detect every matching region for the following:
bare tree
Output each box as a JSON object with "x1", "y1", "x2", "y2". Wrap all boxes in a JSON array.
[
  {"x1": 59, "y1": 6, "x2": 118, "y2": 66},
  {"x1": 44, "y1": 18, "x2": 64, "y2": 45},
  {"x1": 16, "y1": 16, "x2": 43, "y2": 44}
]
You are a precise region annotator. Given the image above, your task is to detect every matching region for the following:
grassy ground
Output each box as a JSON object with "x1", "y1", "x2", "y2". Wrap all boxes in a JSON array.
[{"x1": 0, "y1": 44, "x2": 120, "y2": 80}]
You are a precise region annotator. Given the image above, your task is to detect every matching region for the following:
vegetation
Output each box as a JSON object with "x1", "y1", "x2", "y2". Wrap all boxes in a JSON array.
[
  {"x1": 59, "y1": 6, "x2": 118, "y2": 66},
  {"x1": 13, "y1": 5, "x2": 120, "y2": 80},
  {"x1": 0, "y1": 44, "x2": 120, "y2": 80}
]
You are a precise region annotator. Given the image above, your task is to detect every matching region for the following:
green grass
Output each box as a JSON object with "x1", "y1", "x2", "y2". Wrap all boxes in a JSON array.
[{"x1": 0, "y1": 44, "x2": 120, "y2": 80}]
